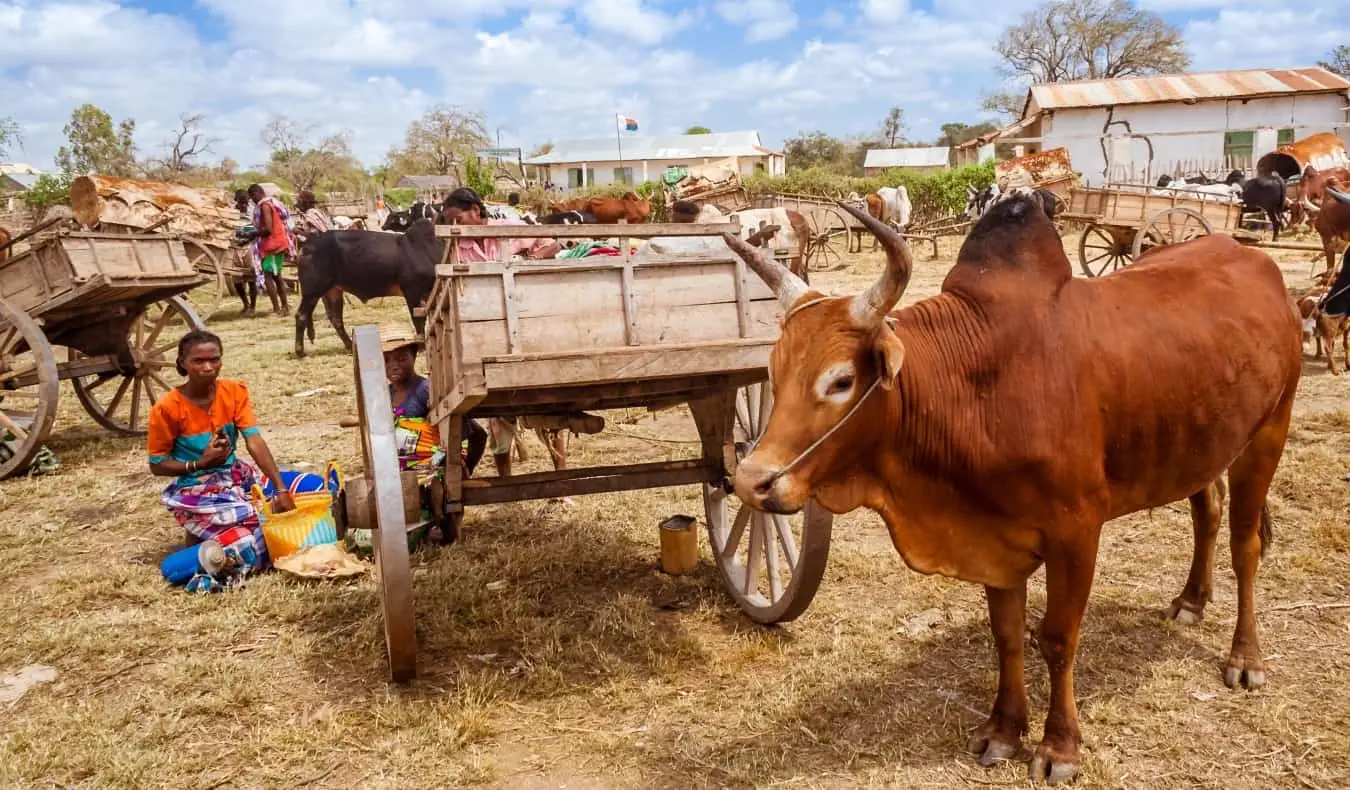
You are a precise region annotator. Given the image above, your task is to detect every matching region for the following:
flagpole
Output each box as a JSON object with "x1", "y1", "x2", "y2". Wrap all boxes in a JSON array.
[{"x1": 615, "y1": 114, "x2": 625, "y2": 175}]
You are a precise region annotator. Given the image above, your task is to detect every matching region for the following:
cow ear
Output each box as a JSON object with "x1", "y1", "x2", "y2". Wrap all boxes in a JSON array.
[{"x1": 874, "y1": 324, "x2": 906, "y2": 390}]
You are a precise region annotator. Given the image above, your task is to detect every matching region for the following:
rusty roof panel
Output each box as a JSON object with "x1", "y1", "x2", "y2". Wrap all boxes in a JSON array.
[{"x1": 1030, "y1": 67, "x2": 1350, "y2": 110}]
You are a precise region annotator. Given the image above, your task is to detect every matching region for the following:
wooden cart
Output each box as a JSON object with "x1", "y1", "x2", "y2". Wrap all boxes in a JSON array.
[
  {"x1": 0, "y1": 230, "x2": 207, "y2": 478},
  {"x1": 1061, "y1": 184, "x2": 1246, "y2": 277},
  {"x1": 753, "y1": 193, "x2": 855, "y2": 268},
  {"x1": 344, "y1": 221, "x2": 834, "y2": 682}
]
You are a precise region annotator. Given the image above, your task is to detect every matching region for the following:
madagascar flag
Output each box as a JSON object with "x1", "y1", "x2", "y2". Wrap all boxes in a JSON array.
[{"x1": 617, "y1": 114, "x2": 638, "y2": 132}]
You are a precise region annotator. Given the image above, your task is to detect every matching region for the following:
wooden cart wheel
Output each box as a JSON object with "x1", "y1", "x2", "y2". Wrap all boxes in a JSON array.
[
  {"x1": 352, "y1": 324, "x2": 418, "y2": 682},
  {"x1": 0, "y1": 298, "x2": 59, "y2": 480},
  {"x1": 69, "y1": 296, "x2": 205, "y2": 436},
  {"x1": 181, "y1": 239, "x2": 228, "y2": 321},
  {"x1": 806, "y1": 207, "x2": 850, "y2": 271},
  {"x1": 1078, "y1": 222, "x2": 1132, "y2": 277},
  {"x1": 704, "y1": 380, "x2": 833, "y2": 624},
  {"x1": 1131, "y1": 207, "x2": 1214, "y2": 260}
]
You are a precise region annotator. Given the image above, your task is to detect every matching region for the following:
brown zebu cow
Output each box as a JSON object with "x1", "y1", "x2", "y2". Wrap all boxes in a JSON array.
[
  {"x1": 1301, "y1": 171, "x2": 1350, "y2": 273},
  {"x1": 720, "y1": 195, "x2": 1300, "y2": 784},
  {"x1": 583, "y1": 192, "x2": 651, "y2": 223}
]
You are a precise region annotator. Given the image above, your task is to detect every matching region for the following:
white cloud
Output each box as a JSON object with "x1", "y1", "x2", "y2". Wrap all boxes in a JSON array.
[
  {"x1": 1182, "y1": 9, "x2": 1350, "y2": 71},
  {"x1": 860, "y1": 0, "x2": 909, "y2": 24},
  {"x1": 579, "y1": 0, "x2": 693, "y2": 46},
  {"x1": 715, "y1": 0, "x2": 798, "y2": 43}
]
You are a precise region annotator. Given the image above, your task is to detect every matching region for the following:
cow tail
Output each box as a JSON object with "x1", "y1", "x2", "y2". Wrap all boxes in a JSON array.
[{"x1": 1259, "y1": 501, "x2": 1274, "y2": 559}]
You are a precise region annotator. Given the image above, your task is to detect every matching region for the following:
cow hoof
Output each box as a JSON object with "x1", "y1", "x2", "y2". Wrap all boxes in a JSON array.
[
  {"x1": 1165, "y1": 598, "x2": 1204, "y2": 625},
  {"x1": 1224, "y1": 659, "x2": 1266, "y2": 691},
  {"x1": 1029, "y1": 744, "x2": 1079, "y2": 785},
  {"x1": 967, "y1": 732, "x2": 1021, "y2": 767}
]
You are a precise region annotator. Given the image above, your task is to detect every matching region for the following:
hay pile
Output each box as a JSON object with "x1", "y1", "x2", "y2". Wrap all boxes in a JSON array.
[{"x1": 69, "y1": 175, "x2": 242, "y2": 249}]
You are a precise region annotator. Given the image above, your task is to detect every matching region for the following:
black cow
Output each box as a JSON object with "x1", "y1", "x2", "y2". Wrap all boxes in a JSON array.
[
  {"x1": 294, "y1": 218, "x2": 444, "y2": 357},
  {"x1": 381, "y1": 201, "x2": 439, "y2": 232},
  {"x1": 537, "y1": 210, "x2": 596, "y2": 224},
  {"x1": 1224, "y1": 169, "x2": 1289, "y2": 241}
]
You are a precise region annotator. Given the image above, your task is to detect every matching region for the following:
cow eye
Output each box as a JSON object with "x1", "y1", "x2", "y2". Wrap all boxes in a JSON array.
[{"x1": 828, "y1": 374, "x2": 854, "y2": 394}]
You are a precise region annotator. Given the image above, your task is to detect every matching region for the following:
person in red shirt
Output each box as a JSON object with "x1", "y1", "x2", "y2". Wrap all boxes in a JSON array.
[
  {"x1": 247, "y1": 183, "x2": 296, "y2": 316},
  {"x1": 148, "y1": 330, "x2": 294, "y2": 551}
]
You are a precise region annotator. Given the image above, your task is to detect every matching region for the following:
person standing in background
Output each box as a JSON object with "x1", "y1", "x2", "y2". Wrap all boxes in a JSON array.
[{"x1": 247, "y1": 183, "x2": 296, "y2": 316}]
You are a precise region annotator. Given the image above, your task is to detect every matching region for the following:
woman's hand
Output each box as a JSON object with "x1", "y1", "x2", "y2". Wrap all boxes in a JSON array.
[
  {"x1": 271, "y1": 490, "x2": 296, "y2": 513},
  {"x1": 197, "y1": 434, "x2": 231, "y2": 469}
]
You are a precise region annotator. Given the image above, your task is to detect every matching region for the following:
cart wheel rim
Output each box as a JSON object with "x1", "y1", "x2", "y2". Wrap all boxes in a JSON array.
[
  {"x1": 69, "y1": 295, "x2": 205, "y2": 436},
  {"x1": 353, "y1": 325, "x2": 418, "y2": 682},
  {"x1": 0, "y1": 298, "x2": 60, "y2": 479},
  {"x1": 1078, "y1": 223, "x2": 1130, "y2": 277},
  {"x1": 182, "y1": 239, "x2": 226, "y2": 321},
  {"x1": 706, "y1": 380, "x2": 833, "y2": 624},
  {"x1": 1132, "y1": 207, "x2": 1214, "y2": 260}
]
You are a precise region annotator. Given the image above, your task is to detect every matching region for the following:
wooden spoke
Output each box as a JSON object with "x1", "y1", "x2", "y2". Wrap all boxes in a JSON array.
[
  {"x1": 0, "y1": 298, "x2": 59, "y2": 480},
  {"x1": 70, "y1": 296, "x2": 204, "y2": 436},
  {"x1": 1132, "y1": 207, "x2": 1215, "y2": 260},
  {"x1": 1078, "y1": 223, "x2": 1131, "y2": 277},
  {"x1": 181, "y1": 240, "x2": 227, "y2": 321},
  {"x1": 704, "y1": 379, "x2": 834, "y2": 624}
]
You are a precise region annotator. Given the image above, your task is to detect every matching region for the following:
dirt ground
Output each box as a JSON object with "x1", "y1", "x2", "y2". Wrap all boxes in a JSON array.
[{"x1": 1, "y1": 227, "x2": 1347, "y2": 789}]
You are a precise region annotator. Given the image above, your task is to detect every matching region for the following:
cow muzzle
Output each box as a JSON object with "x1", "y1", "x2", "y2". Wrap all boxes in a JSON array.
[{"x1": 732, "y1": 457, "x2": 805, "y2": 515}]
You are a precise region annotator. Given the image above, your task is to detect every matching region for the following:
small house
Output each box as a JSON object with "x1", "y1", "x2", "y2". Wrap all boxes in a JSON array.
[
  {"x1": 970, "y1": 67, "x2": 1350, "y2": 185},
  {"x1": 862, "y1": 147, "x2": 951, "y2": 176},
  {"x1": 524, "y1": 131, "x2": 785, "y2": 192}
]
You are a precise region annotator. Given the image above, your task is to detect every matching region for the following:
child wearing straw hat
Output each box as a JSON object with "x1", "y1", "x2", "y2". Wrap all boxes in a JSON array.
[{"x1": 379, "y1": 323, "x2": 487, "y2": 476}]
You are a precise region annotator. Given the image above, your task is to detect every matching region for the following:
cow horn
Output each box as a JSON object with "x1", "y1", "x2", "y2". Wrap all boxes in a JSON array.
[
  {"x1": 836, "y1": 200, "x2": 913, "y2": 326},
  {"x1": 721, "y1": 232, "x2": 808, "y2": 309},
  {"x1": 1301, "y1": 195, "x2": 1322, "y2": 214}
]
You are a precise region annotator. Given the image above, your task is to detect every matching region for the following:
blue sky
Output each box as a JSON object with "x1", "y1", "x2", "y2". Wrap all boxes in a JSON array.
[{"x1": 2, "y1": 0, "x2": 1347, "y2": 172}]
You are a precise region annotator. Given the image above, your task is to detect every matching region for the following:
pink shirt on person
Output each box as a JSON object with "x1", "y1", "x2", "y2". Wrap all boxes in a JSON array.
[{"x1": 455, "y1": 217, "x2": 553, "y2": 262}]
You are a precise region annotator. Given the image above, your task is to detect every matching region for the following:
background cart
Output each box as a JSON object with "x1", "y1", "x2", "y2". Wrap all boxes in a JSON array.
[
  {"x1": 0, "y1": 229, "x2": 207, "y2": 478},
  {"x1": 753, "y1": 192, "x2": 856, "y2": 268},
  {"x1": 1060, "y1": 184, "x2": 1246, "y2": 277},
  {"x1": 343, "y1": 221, "x2": 834, "y2": 681}
]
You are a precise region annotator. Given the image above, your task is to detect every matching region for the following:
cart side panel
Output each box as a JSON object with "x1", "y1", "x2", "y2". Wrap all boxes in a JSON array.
[
  {"x1": 0, "y1": 242, "x2": 76, "y2": 315},
  {"x1": 61, "y1": 236, "x2": 194, "y2": 282}
]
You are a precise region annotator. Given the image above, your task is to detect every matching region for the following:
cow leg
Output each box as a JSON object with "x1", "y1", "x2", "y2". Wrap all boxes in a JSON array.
[
  {"x1": 293, "y1": 292, "x2": 322, "y2": 358},
  {"x1": 1321, "y1": 315, "x2": 1341, "y2": 375},
  {"x1": 968, "y1": 583, "x2": 1029, "y2": 766},
  {"x1": 1222, "y1": 387, "x2": 1293, "y2": 692},
  {"x1": 323, "y1": 291, "x2": 352, "y2": 352},
  {"x1": 1166, "y1": 477, "x2": 1226, "y2": 624},
  {"x1": 1029, "y1": 532, "x2": 1100, "y2": 785}
]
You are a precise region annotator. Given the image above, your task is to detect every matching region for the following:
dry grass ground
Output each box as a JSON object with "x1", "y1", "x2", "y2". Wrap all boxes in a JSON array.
[{"x1": 1, "y1": 228, "x2": 1347, "y2": 789}]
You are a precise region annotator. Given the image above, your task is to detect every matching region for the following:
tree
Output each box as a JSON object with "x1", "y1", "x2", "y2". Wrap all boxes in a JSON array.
[
  {"x1": 936, "y1": 122, "x2": 1000, "y2": 149},
  {"x1": 0, "y1": 117, "x2": 19, "y2": 158},
  {"x1": 260, "y1": 114, "x2": 363, "y2": 192},
  {"x1": 880, "y1": 107, "x2": 905, "y2": 147},
  {"x1": 685, "y1": 126, "x2": 712, "y2": 135},
  {"x1": 984, "y1": 0, "x2": 1189, "y2": 118},
  {"x1": 783, "y1": 131, "x2": 849, "y2": 172},
  {"x1": 1320, "y1": 45, "x2": 1350, "y2": 78},
  {"x1": 55, "y1": 104, "x2": 138, "y2": 177},
  {"x1": 162, "y1": 114, "x2": 217, "y2": 173},
  {"x1": 387, "y1": 105, "x2": 489, "y2": 176}
]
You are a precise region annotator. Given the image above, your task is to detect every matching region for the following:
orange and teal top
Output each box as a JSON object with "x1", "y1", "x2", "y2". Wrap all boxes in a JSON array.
[{"x1": 147, "y1": 379, "x2": 261, "y2": 479}]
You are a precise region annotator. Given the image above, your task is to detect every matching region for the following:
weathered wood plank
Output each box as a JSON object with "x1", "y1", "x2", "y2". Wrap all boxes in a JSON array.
[
  {"x1": 480, "y1": 340, "x2": 772, "y2": 390},
  {"x1": 460, "y1": 459, "x2": 719, "y2": 505},
  {"x1": 435, "y1": 221, "x2": 740, "y2": 239}
]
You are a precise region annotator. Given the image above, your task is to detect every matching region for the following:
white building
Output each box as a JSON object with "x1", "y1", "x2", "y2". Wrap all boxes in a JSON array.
[
  {"x1": 862, "y1": 147, "x2": 950, "y2": 176},
  {"x1": 984, "y1": 67, "x2": 1350, "y2": 185},
  {"x1": 524, "y1": 131, "x2": 786, "y2": 191}
]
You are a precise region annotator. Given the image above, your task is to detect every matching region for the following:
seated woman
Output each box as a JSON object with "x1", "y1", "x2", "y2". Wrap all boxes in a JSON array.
[
  {"x1": 148, "y1": 330, "x2": 294, "y2": 561},
  {"x1": 382, "y1": 323, "x2": 488, "y2": 476}
]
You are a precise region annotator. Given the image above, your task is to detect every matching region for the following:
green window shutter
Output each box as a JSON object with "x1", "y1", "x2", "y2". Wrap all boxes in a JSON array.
[{"x1": 1277, "y1": 128, "x2": 1295, "y2": 147}]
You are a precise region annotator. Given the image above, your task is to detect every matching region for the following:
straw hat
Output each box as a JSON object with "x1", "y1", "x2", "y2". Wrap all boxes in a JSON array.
[{"x1": 378, "y1": 323, "x2": 423, "y2": 355}]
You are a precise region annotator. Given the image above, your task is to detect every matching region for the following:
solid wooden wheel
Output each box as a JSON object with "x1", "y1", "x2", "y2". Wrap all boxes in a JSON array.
[
  {"x1": 1078, "y1": 222, "x2": 1132, "y2": 277},
  {"x1": 0, "y1": 298, "x2": 60, "y2": 480},
  {"x1": 1131, "y1": 207, "x2": 1214, "y2": 260},
  {"x1": 181, "y1": 239, "x2": 228, "y2": 320},
  {"x1": 70, "y1": 296, "x2": 205, "y2": 436},
  {"x1": 705, "y1": 380, "x2": 833, "y2": 624},
  {"x1": 352, "y1": 324, "x2": 418, "y2": 682},
  {"x1": 805, "y1": 208, "x2": 849, "y2": 271}
]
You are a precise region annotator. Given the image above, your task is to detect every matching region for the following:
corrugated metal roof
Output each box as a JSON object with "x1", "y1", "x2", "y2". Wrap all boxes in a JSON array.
[
  {"x1": 5, "y1": 172, "x2": 41, "y2": 189},
  {"x1": 863, "y1": 147, "x2": 950, "y2": 169},
  {"x1": 0, "y1": 162, "x2": 42, "y2": 175},
  {"x1": 525, "y1": 131, "x2": 779, "y2": 165},
  {"x1": 395, "y1": 174, "x2": 461, "y2": 190},
  {"x1": 1029, "y1": 67, "x2": 1350, "y2": 112}
]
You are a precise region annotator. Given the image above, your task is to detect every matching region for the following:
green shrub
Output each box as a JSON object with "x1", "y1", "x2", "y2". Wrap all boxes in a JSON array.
[
  {"x1": 382, "y1": 188, "x2": 417, "y2": 209},
  {"x1": 21, "y1": 173, "x2": 74, "y2": 211},
  {"x1": 744, "y1": 161, "x2": 995, "y2": 225}
]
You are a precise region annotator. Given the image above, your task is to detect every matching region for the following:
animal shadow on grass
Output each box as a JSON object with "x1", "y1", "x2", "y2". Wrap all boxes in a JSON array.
[
  {"x1": 292, "y1": 503, "x2": 724, "y2": 699},
  {"x1": 631, "y1": 599, "x2": 1219, "y2": 789}
]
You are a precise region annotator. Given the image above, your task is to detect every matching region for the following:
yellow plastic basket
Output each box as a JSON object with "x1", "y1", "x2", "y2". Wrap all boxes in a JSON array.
[{"x1": 251, "y1": 462, "x2": 344, "y2": 561}]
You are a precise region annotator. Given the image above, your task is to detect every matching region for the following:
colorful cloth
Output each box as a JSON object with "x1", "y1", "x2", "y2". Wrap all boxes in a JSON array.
[
  {"x1": 147, "y1": 379, "x2": 261, "y2": 482},
  {"x1": 250, "y1": 197, "x2": 296, "y2": 284},
  {"x1": 261, "y1": 253, "x2": 285, "y2": 276},
  {"x1": 160, "y1": 458, "x2": 267, "y2": 554},
  {"x1": 184, "y1": 526, "x2": 267, "y2": 593}
]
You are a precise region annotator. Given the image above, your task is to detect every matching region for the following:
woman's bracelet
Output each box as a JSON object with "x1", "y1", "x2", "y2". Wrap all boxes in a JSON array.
[{"x1": 187, "y1": 460, "x2": 197, "y2": 473}]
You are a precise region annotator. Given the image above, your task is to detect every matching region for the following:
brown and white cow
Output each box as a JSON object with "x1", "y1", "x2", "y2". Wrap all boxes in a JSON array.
[{"x1": 719, "y1": 195, "x2": 1301, "y2": 784}]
